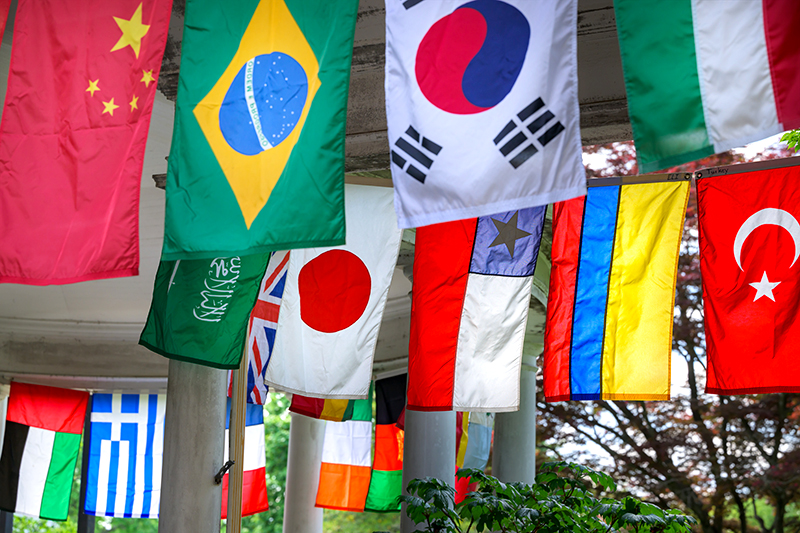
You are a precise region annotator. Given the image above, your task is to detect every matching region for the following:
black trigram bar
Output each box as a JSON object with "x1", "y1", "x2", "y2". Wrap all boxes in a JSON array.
[
  {"x1": 493, "y1": 97, "x2": 565, "y2": 169},
  {"x1": 392, "y1": 126, "x2": 442, "y2": 183},
  {"x1": 403, "y1": 0, "x2": 426, "y2": 9}
]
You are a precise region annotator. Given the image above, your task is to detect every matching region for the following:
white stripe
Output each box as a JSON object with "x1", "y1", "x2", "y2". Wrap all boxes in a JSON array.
[
  {"x1": 244, "y1": 58, "x2": 272, "y2": 151},
  {"x1": 148, "y1": 395, "x2": 166, "y2": 517},
  {"x1": 96, "y1": 440, "x2": 111, "y2": 517},
  {"x1": 16, "y1": 427, "x2": 55, "y2": 517},
  {"x1": 452, "y1": 275, "x2": 532, "y2": 412},
  {"x1": 320, "y1": 420, "x2": 372, "y2": 467},
  {"x1": 114, "y1": 440, "x2": 130, "y2": 516},
  {"x1": 692, "y1": 0, "x2": 781, "y2": 152},
  {"x1": 131, "y1": 395, "x2": 148, "y2": 516}
]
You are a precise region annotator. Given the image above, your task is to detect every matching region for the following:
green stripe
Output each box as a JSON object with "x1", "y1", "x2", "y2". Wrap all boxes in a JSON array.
[
  {"x1": 351, "y1": 383, "x2": 373, "y2": 422},
  {"x1": 341, "y1": 400, "x2": 355, "y2": 421},
  {"x1": 365, "y1": 470, "x2": 402, "y2": 512},
  {"x1": 614, "y1": 0, "x2": 713, "y2": 172},
  {"x1": 39, "y1": 432, "x2": 81, "y2": 521}
]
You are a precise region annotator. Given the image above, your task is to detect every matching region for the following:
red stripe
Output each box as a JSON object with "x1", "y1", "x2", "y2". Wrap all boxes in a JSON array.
[
  {"x1": 763, "y1": 0, "x2": 800, "y2": 127},
  {"x1": 250, "y1": 301, "x2": 280, "y2": 323},
  {"x1": 407, "y1": 219, "x2": 476, "y2": 411},
  {"x1": 289, "y1": 394, "x2": 325, "y2": 418},
  {"x1": 220, "y1": 467, "x2": 269, "y2": 518},
  {"x1": 7, "y1": 382, "x2": 88, "y2": 434},
  {"x1": 543, "y1": 196, "x2": 585, "y2": 402},
  {"x1": 259, "y1": 252, "x2": 290, "y2": 298}
]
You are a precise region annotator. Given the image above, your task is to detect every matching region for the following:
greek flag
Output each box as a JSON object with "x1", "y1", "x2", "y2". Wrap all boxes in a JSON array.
[{"x1": 84, "y1": 393, "x2": 166, "y2": 518}]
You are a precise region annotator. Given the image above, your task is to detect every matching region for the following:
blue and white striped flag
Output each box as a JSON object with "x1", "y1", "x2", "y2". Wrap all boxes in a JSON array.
[{"x1": 84, "y1": 393, "x2": 166, "y2": 518}]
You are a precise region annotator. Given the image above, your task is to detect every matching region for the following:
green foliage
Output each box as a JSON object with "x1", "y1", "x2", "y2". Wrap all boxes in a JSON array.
[
  {"x1": 781, "y1": 130, "x2": 800, "y2": 152},
  {"x1": 400, "y1": 462, "x2": 696, "y2": 533},
  {"x1": 322, "y1": 509, "x2": 399, "y2": 533}
]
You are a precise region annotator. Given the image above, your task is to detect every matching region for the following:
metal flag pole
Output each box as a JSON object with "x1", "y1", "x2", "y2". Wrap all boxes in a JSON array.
[
  {"x1": 227, "y1": 324, "x2": 250, "y2": 533},
  {"x1": 77, "y1": 396, "x2": 95, "y2": 533}
]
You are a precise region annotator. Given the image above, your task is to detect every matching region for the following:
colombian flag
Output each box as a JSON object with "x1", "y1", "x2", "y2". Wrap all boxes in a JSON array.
[
  {"x1": 543, "y1": 177, "x2": 690, "y2": 401},
  {"x1": 163, "y1": 0, "x2": 359, "y2": 259}
]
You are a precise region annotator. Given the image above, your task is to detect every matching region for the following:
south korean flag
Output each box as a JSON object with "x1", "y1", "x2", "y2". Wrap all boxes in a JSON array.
[{"x1": 386, "y1": 0, "x2": 585, "y2": 228}]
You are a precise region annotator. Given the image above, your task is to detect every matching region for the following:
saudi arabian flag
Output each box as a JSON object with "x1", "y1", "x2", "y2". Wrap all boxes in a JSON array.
[
  {"x1": 162, "y1": 0, "x2": 360, "y2": 260},
  {"x1": 139, "y1": 254, "x2": 270, "y2": 369},
  {"x1": 615, "y1": 0, "x2": 800, "y2": 173},
  {"x1": 0, "y1": 382, "x2": 89, "y2": 521}
]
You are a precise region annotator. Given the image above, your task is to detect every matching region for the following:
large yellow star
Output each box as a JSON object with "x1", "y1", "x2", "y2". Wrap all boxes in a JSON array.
[
  {"x1": 110, "y1": 3, "x2": 150, "y2": 58},
  {"x1": 102, "y1": 98, "x2": 120, "y2": 116},
  {"x1": 141, "y1": 69, "x2": 155, "y2": 88},
  {"x1": 129, "y1": 95, "x2": 139, "y2": 111},
  {"x1": 86, "y1": 79, "x2": 100, "y2": 97}
]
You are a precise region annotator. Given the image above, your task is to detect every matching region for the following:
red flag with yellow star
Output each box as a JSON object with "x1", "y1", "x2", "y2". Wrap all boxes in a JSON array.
[{"x1": 0, "y1": 0, "x2": 171, "y2": 285}]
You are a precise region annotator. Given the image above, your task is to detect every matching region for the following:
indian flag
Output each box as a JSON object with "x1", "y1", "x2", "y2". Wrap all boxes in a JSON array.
[
  {"x1": 0, "y1": 382, "x2": 89, "y2": 520},
  {"x1": 315, "y1": 391, "x2": 372, "y2": 512},
  {"x1": 615, "y1": 0, "x2": 800, "y2": 173}
]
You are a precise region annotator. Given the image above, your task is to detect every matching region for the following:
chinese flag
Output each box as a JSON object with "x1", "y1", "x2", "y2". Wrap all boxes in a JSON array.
[
  {"x1": 698, "y1": 164, "x2": 800, "y2": 394},
  {"x1": 0, "y1": 0, "x2": 172, "y2": 285}
]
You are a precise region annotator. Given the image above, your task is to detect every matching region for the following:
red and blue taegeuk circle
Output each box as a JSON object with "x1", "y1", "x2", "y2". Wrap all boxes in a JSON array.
[{"x1": 415, "y1": 0, "x2": 530, "y2": 115}]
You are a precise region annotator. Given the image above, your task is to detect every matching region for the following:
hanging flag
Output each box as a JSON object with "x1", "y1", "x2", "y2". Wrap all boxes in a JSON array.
[
  {"x1": 0, "y1": 0, "x2": 172, "y2": 284},
  {"x1": 316, "y1": 391, "x2": 373, "y2": 512},
  {"x1": 615, "y1": 0, "x2": 800, "y2": 173},
  {"x1": 84, "y1": 393, "x2": 166, "y2": 518},
  {"x1": 365, "y1": 374, "x2": 406, "y2": 513},
  {"x1": 455, "y1": 412, "x2": 470, "y2": 469},
  {"x1": 139, "y1": 254, "x2": 270, "y2": 369},
  {"x1": 265, "y1": 184, "x2": 403, "y2": 399},
  {"x1": 0, "y1": 0, "x2": 11, "y2": 52},
  {"x1": 407, "y1": 206, "x2": 546, "y2": 412},
  {"x1": 0, "y1": 382, "x2": 89, "y2": 520},
  {"x1": 289, "y1": 395, "x2": 354, "y2": 422},
  {"x1": 698, "y1": 163, "x2": 800, "y2": 394},
  {"x1": 543, "y1": 178, "x2": 690, "y2": 401},
  {"x1": 221, "y1": 399, "x2": 269, "y2": 518},
  {"x1": 227, "y1": 251, "x2": 290, "y2": 404},
  {"x1": 385, "y1": 0, "x2": 584, "y2": 228},
  {"x1": 460, "y1": 412, "x2": 493, "y2": 472},
  {"x1": 162, "y1": 0, "x2": 360, "y2": 259}
]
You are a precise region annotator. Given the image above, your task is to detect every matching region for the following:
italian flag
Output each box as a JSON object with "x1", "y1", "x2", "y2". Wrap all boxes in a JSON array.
[
  {"x1": 315, "y1": 393, "x2": 372, "y2": 512},
  {"x1": 615, "y1": 0, "x2": 800, "y2": 173},
  {"x1": 0, "y1": 382, "x2": 88, "y2": 520}
]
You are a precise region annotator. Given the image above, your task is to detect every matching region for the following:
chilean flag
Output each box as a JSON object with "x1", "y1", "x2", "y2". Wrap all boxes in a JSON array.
[
  {"x1": 407, "y1": 206, "x2": 546, "y2": 412},
  {"x1": 221, "y1": 400, "x2": 268, "y2": 518}
]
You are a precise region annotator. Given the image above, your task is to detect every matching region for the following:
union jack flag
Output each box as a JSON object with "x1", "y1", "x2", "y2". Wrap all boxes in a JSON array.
[{"x1": 228, "y1": 251, "x2": 290, "y2": 404}]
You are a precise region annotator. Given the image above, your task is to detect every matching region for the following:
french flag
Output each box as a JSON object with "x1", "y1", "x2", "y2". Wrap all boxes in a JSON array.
[{"x1": 221, "y1": 399, "x2": 268, "y2": 518}]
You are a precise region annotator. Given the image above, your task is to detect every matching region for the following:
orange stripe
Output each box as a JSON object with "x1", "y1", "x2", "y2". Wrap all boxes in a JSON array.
[{"x1": 315, "y1": 463, "x2": 371, "y2": 512}]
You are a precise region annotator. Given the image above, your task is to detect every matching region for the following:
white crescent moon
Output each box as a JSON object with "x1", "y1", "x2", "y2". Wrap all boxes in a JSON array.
[{"x1": 733, "y1": 208, "x2": 800, "y2": 271}]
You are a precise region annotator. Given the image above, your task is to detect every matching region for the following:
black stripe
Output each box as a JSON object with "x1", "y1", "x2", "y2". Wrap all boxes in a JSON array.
[
  {"x1": 403, "y1": 0, "x2": 425, "y2": 8},
  {"x1": 391, "y1": 150, "x2": 407, "y2": 168},
  {"x1": 526, "y1": 110, "x2": 555, "y2": 135},
  {"x1": 407, "y1": 165, "x2": 426, "y2": 183},
  {"x1": 517, "y1": 98, "x2": 545, "y2": 121},
  {"x1": 375, "y1": 374, "x2": 408, "y2": 425},
  {"x1": 509, "y1": 144, "x2": 538, "y2": 169},
  {"x1": 0, "y1": 421, "x2": 29, "y2": 513},
  {"x1": 421, "y1": 137, "x2": 442, "y2": 155},
  {"x1": 538, "y1": 122, "x2": 565, "y2": 146},
  {"x1": 396, "y1": 137, "x2": 434, "y2": 168},
  {"x1": 405, "y1": 126, "x2": 420, "y2": 142},
  {"x1": 493, "y1": 121, "x2": 517, "y2": 145},
  {"x1": 499, "y1": 131, "x2": 527, "y2": 156}
]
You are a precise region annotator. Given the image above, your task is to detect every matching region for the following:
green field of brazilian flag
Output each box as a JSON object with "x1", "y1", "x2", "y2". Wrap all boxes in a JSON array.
[{"x1": 163, "y1": 0, "x2": 359, "y2": 260}]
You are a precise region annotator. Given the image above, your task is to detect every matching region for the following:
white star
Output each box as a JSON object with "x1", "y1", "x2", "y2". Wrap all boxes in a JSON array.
[{"x1": 749, "y1": 271, "x2": 781, "y2": 302}]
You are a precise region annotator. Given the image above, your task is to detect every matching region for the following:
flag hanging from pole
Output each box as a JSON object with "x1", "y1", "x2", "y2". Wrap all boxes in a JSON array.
[
  {"x1": 0, "y1": 0, "x2": 172, "y2": 284},
  {"x1": 221, "y1": 399, "x2": 269, "y2": 518},
  {"x1": 365, "y1": 374, "x2": 406, "y2": 513},
  {"x1": 289, "y1": 395, "x2": 355, "y2": 422}
]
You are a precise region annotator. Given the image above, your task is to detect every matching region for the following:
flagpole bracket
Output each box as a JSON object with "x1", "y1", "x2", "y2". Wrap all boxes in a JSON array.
[{"x1": 214, "y1": 460, "x2": 235, "y2": 484}]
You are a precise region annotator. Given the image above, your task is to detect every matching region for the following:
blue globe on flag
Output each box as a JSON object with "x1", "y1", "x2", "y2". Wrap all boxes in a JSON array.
[{"x1": 219, "y1": 52, "x2": 308, "y2": 156}]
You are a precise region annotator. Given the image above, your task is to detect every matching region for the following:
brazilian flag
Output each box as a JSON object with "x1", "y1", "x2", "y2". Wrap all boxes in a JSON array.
[{"x1": 163, "y1": 0, "x2": 359, "y2": 260}]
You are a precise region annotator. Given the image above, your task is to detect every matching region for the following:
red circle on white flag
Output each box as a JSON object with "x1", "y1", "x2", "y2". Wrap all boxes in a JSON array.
[{"x1": 298, "y1": 250, "x2": 371, "y2": 333}]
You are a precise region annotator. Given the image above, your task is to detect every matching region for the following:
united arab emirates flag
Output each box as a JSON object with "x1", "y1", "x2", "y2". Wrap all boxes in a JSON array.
[
  {"x1": 162, "y1": 0, "x2": 360, "y2": 260},
  {"x1": 0, "y1": 382, "x2": 89, "y2": 520}
]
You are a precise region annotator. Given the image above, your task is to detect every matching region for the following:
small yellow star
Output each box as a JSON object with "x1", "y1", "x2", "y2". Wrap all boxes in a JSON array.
[
  {"x1": 102, "y1": 98, "x2": 120, "y2": 116},
  {"x1": 86, "y1": 79, "x2": 100, "y2": 97},
  {"x1": 141, "y1": 69, "x2": 155, "y2": 88},
  {"x1": 110, "y1": 3, "x2": 150, "y2": 58},
  {"x1": 129, "y1": 95, "x2": 139, "y2": 111}
]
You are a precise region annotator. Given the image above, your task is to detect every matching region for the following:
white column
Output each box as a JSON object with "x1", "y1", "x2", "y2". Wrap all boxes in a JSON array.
[
  {"x1": 0, "y1": 382, "x2": 10, "y2": 454},
  {"x1": 159, "y1": 360, "x2": 227, "y2": 533},
  {"x1": 492, "y1": 353, "x2": 538, "y2": 484},
  {"x1": 283, "y1": 412, "x2": 325, "y2": 533},
  {"x1": 401, "y1": 410, "x2": 456, "y2": 533}
]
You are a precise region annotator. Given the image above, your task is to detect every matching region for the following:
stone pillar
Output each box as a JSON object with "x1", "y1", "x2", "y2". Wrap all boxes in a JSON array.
[
  {"x1": 401, "y1": 410, "x2": 456, "y2": 533},
  {"x1": 283, "y1": 412, "x2": 325, "y2": 533},
  {"x1": 492, "y1": 354, "x2": 537, "y2": 484},
  {"x1": 159, "y1": 359, "x2": 227, "y2": 533}
]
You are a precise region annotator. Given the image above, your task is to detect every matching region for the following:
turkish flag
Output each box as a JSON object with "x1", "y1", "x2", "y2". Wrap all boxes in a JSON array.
[
  {"x1": 699, "y1": 164, "x2": 800, "y2": 394},
  {"x1": 0, "y1": 0, "x2": 171, "y2": 284}
]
